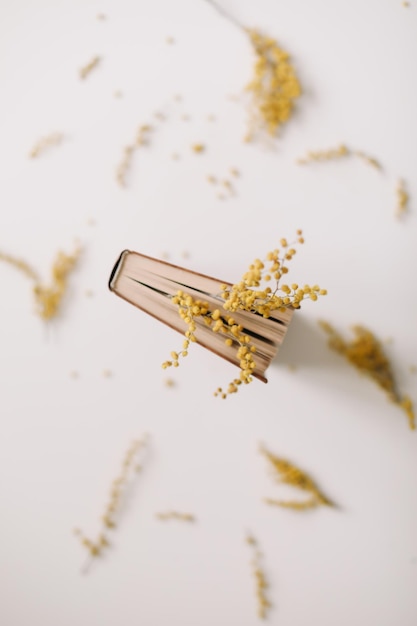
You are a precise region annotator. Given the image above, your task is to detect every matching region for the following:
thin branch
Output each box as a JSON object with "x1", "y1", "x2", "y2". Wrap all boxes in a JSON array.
[{"x1": 202, "y1": 0, "x2": 245, "y2": 31}]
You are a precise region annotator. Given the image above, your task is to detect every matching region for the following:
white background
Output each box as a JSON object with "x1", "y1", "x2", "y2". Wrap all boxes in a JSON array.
[{"x1": 0, "y1": 1, "x2": 416, "y2": 625}]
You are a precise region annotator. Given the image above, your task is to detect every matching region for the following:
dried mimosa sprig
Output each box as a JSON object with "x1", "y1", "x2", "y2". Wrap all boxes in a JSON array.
[
  {"x1": 395, "y1": 178, "x2": 409, "y2": 217},
  {"x1": 162, "y1": 230, "x2": 326, "y2": 398},
  {"x1": 297, "y1": 144, "x2": 349, "y2": 165},
  {"x1": 156, "y1": 511, "x2": 196, "y2": 522},
  {"x1": 246, "y1": 533, "x2": 271, "y2": 619},
  {"x1": 297, "y1": 144, "x2": 382, "y2": 170},
  {"x1": 260, "y1": 445, "x2": 334, "y2": 511},
  {"x1": 79, "y1": 55, "x2": 101, "y2": 80},
  {"x1": 162, "y1": 292, "x2": 259, "y2": 399},
  {"x1": 0, "y1": 246, "x2": 81, "y2": 320},
  {"x1": 319, "y1": 322, "x2": 415, "y2": 430},
  {"x1": 29, "y1": 132, "x2": 64, "y2": 158},
  {"x1": 74, "y1": 434, "x2": 148, "y2": 572},
  {"x1": 202, "y1": 1, "x2": 301, "y2": 140},
  {"x1": 33, "y1": 247, "x2": 81, "y2": 320},
  {"x1": 116, "y1": 124, "x2": 153, "y2": 187},
  {"x1": 0, "y1": 251, "x2": 40, "y2": 282},
  {"x1": 355, "y1": 151, "x2": 382, "y2": 170},
  {"x1": 245, "y1": 30, "x2": 301, "y2": 141}
]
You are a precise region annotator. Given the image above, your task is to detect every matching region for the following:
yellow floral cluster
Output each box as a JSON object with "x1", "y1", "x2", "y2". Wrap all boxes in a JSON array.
[
  {"x1": 245, "y1": 30, "x2": 301, "y2": 140},
  {"x1": 74, "y1": 435, "x2": 148, "y2": 571},
  {"x1": 220, "y1": 232, "x2": 326, "y2": 315},
  {"x1": 33, "y1": 249, "x2": 81, "y2": 320},
  {"x1": 0, "y1": 247, "x2": 80, "y2": 320},
  {"x1": 260, "y1": 445, "x2": 334, "y2": 511},
  {"x1": 162, "y1": 290, "x2": 258, "y2": 397},
  {"x1": 320, "y1": 322, "x2": 415, "y2": 430},
  {"x1": 246, "y1": 534, "x2": 271, "y2": 619},
  {"x1": 163, "y1": 231, "x2": 326, "y2": 397}
]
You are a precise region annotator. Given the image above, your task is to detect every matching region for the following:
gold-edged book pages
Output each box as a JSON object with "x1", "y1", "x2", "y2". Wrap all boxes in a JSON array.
[{"x1": 109, "y1": 251, "x2": 293, "y2": 382}]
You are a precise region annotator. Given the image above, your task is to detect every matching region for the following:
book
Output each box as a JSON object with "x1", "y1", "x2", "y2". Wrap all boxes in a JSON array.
[{"x1": 109, "y1": 250, "x2": 293, "y2": 382}]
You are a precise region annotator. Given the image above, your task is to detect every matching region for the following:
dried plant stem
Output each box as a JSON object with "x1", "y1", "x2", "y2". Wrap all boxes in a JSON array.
[
  {"x1": 246, "y1": 533, "x2": 271, "y2": 619},
  {"x1": 156, "y1": 511, "x2": 195, "y2": 522},
  {"x1": 202, "y1": 0, "x2": 244, "y2": 30},
  {"x1": 29, "y1": 132, "x2": 64, "y2": 158},
  {"x1": 297, "y1": 144, "x2": 382, "y2": 170},
  {"x1": 0, "y1": 246, "x2": 81, "y2": 320},
  {"x1": 355, "y1": 151, "x2": 382, "y2": 170},
  {"x1": 320, "y1": 321, "x2": 415, "y2": 430},
  {"x1": 74, "y1": 434, "x2": 148, "y2": 572},
  {"x1": 0, "y1": 252, "x2": 39, "y2": 282},
  {"x1": 33, "y1": 248, "x2": 81, "y2": 320},
  {"x1": 202, "y1": 1, "x2": 301, "y2": 140},
  {"x1": 79, "y1": 55, "x2": 101, "y2": 80},
  {"x1": 297, "y1": 144, "x2": 349, "y2": 165},
  {"x1": 245, "y1": 31, "x2": 301, "y2": 140},
  {"x1": 260, "y1": 444, "x2": 334, "y2": 510},
  {"x1": 116, "y1": 125, "x2": 153, "y2": 187}
]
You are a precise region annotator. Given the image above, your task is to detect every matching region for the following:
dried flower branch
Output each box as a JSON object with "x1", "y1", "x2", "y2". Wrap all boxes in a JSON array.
[
  {"x1": 0, "y1": 246, "x2": 81, "y2": 320},
  {"x1": 203, "y1": 1, "x2": 301, "y2": 140},
  {"x1": 0, "y1": 251, "x2": 40, "y2": 282},
  {"x1": 202, "y1": 0, "x2": 244, "y2": 28},
  {"x1": 162, "y1": 231, "x2": 326, "y2": 398},
  {"x1": 33, "y1": 248, "x2": 81, "y2": 320},
  {"x1": 245, "y1": 30, "x2": 301, "y2": 141},
  {"x1": 246, "y1": 533, "x2": 271, "y2": 619},
  {"x1": 29, "y1": 132, "x2": 64, "y2": 158},
  {"x1": 355, "y1": 151, "x2": 382, "y2": 170},
  {"x1": 319, "y1": 321, "x2": 415, "y2": 430},
  {"x1": 297, "y1": 144, "x2": 381, "y2": 170},
  {"x1": 74, "y1": 435, "x2": 148, "y2": 572},
  {"x1": 156, "y1": 511, "x2": 195, "y2": 522},
  {"x1": 260, "y1": 445, "x2": 334, "y2": 510},
  {"x1": 297, "y1": 144, "x2": 349, "y2": 165},
  {"x1": 79, "y1": 55, "x2": 101, "y2": 80},
  {"x1": 116, "y1": 124, "x2": 153, "y2": 187}
]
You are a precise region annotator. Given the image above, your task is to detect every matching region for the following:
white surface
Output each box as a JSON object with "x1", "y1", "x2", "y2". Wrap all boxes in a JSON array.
[{"x1": 0, "y1": 1, "x2": 416, "y2": 625}]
